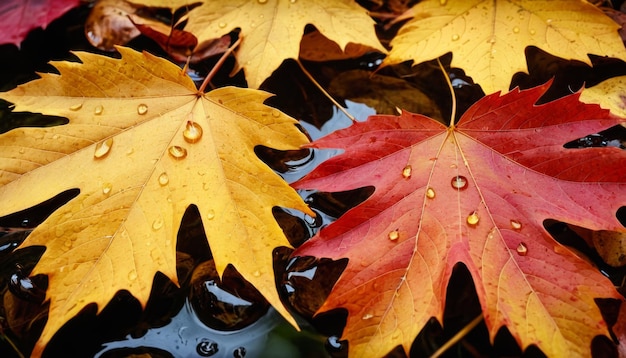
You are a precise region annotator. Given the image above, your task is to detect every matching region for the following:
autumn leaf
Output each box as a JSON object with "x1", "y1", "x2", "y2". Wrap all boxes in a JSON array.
[
  {"x1": 0, "y1": 47, "x2": 312, "y2": 355},
  {"x1": 384, "y1": 0, "x2": 626, "y2": 94},
  {"x1": 581, "y1": 75, "x2": 626, "y2": 122},
  {"x1": 132, "y1": 0, "x2": 386, "y2": 88},
  {"x1": 293, "y1": 83, "x2": 626, "y2": 357},
  {"x1": 0, "y1": 0, "x2": 80, "y2": 46}
]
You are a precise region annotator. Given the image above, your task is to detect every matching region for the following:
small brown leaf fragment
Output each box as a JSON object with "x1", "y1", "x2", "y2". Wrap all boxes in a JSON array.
[{"x1": 85, "y1": 0, "x2": 142, "y2": 51}]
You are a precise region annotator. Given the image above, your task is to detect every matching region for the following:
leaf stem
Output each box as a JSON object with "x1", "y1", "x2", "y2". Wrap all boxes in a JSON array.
[
  {"x1": 296, "y1": 58, "x2": 356, "y2": 122},
  {"x1": 198, "y1": 36, "x2": 242, "y2": 93},
  {"x1": 436, "y1": 57, "x2": 456, "y2": 128},
  {"x1": 429, "y1": 314, "x2": 483, "y2": 358}
]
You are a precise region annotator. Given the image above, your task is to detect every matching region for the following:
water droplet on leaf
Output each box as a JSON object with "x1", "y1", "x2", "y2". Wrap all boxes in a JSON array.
[
  {"x1": 253, "y1": 270, "x2": 261, "y2": 277},
  {"x1": 512, "y1": 26, "x2": 520, "y2": 33},
  {"x1": 218, "y1": 22, "x2": 227, "y2": 28},
  {"x1": 516, "y1": 242, "x2": 528, "y2": 256},
  {"x1": 466, "y1": 211, "x2": 479, "y2": 226},
  {"x1": 362, "y1": 313, "x2": 373, "y2": 320},
  {"x1": 152, "y1": 218, "x2": 163, "y2": 230},
  {"x1": 451, "y1": 34, "x2": 459, "y2": 41},
  {"x1": 207, "y1": 210, "x2": 215, "y2": 220},
  {"x1": 158, "y1": 172, "x2": 169, "y2": 186},
  {"x1": 168, "y1": 146, "x2": 187, "y2": 159},
  {"x1": 271, "y1": 109, "x2": 281, "y2": 117},
  {"x1": 402, "y1": 165, "x2": 412, "y2": 179},
  {"x1": 102, "y1": 182, "x2": 112, "y2": 195},
  {"x1": 128, "y1": 269, "x2": 138, "y2": 281},
  {"x1": 183, "y1": 121, "x2": 203, "y2": 143},
  {"x1": 388, "y1": 230, "x2": 399, "y2": 241},
  {"x1": 426, "y1": 187, "x2": 436, "y2": 199},
  {"x1": 69, "y1": 103, "x2": 83, "y2": 111},
  {"x1": 451, "y1": 175, "x2": 468, "y2": 190},
  {"x1": 510, "y1": 219, "x2": 522, "y2": 230},
  {"x1": 94, "y1": 138, "x2": 113, "y2": 159},
  {"x1": 94, "y1": 105, "x2": 104, "y2": 115},
  {"x1": 137, "y1": 103, "x2": 148, "y2": 115}
]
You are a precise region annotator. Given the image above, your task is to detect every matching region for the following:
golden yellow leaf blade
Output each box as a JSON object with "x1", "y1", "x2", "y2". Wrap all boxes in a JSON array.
[
  {"x1": 176, "y1": 0, "x2": 386, "y2": 88},
  {"x1": 385, "y1": 0, "x2": 626, "y2": 94},
  {"x1": 580, "y1": 75, "x2": 626, "y2": 121},
  {"x1": 0, "y1": 47, "x2": 311, "y2": 356}
]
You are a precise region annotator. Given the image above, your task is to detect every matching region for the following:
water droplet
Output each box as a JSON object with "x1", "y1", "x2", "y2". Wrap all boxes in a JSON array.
[
  {"x1": 271, "y1": 109, "x2": 281, "y2": 118},
  {"x1": 94, "y1": 105, "x2": 104, "y2": 115},
  {"x1": 128, "y1": 269, "x2": 138, "y2": 281},
  {"x1": 69, "y1": 103, "x2": 83, "y2": 111},
  {"x1": 183, "y1": 121, "x2": 203, "y2": 143},
  {"x1": 529, "y1": 29, "x2": 536, "y2": 35},
  {"x1": 168, "y1": 146, "x2": 187, "y2": 159},
  {"x1": 440, "y1": 0, "x2": 447, "y2": 4},
  {"x1": 290, "y1": 0, "x2": 296, "y2": 3},
  {"x1": 511, "y1": 26, "x2": 520, "y2": 34},
  {"x1": 52, "y1": 134, "x2": 59, "y2": 140},
  {"x1": 158, "y1": 172, "x2": 169, "y2": 186},
  {"x1": 451, "y1": 34, "x2": 460, "y2": 41},
  {"x1": 450, "y1": 175, "x2": 468, "y2": 190},
  {"x1": 489, "y1": 37, "x2": 496, "y2": 44},
  {"x1": 137, "y1": 103, "x2": 148, "y2": 115},
  {"x1": 102, "y1": 182, "x2": 112, "y2": 195},
  {"x1": 510, "y1": 219, "x2": 522, "y2": 230},
  {"x1": 196, "y1": 339, "x2": 219, "y2": 357},
  {"x1": 218, "y1": 22, "x2": 227, "y2": 28},
  {"x1": 20, "y1": 219, "x2": 30, "y2": 227},
  {"x1": 546, "y1": 18, "x2": 552, "y2": 25},
  {"x1": 18, "y1": 148, "x2": 25, "y2": 154},
  {"x1": 257, "y1": 0, "x2": 267, "y2": 3},
  {"x1": 362, "y1": 313, "x2": 374, "y2": 320},
  {"x1": 126, "y1": 147, "x2": 134, "y2": 155},
  {"x1": 426, "y1": 187, "x2": 436, "y2": 199},
  {"x1": 252, "y1": 270, "x2": 261, "y2": 277},
  {"x1": 207, "y1": 210, "x2": 215, "y2": 220},
  {"x1": 152, "y1": 218, "x2": 163, "y2": 230},
  {"x1": 516, "y1": 242, "x2": 528, "y2": 256},
  {"x1": 466, "y1": 211, "x2": 479, "y2": 226},
  {"x1": 64, "y1": 239, "x2": 73, "y2": 248},
  {"x1": 94, "y1": 138, "x2": 113, "y2": 159},
  {"x1": 388, "y1": 230, "x2": 399, "y2": 241},
  {"x1": 233, "y1": 347, "x2": 246, "y2": 358},
  {"x1": 402, "y1": 165, "x2": 412, "y2": 179}
]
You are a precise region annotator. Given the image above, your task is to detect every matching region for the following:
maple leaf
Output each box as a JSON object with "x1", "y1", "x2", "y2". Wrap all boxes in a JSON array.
[
  {"x1": 384, "y1": 0, "x2": 626, "y2": 94},
  {"x1": 0, "y1": 47, "x2": 313, "y2": 356},
  {"x1": 293, "y1": 83, "x2": 626, "y2": 357},
  {"x1": 132, "y1": 0, "x2": 386, "y2": 88},
  {"x1": 580, "y1": 75, "x2": 626, "y2": 122},
  {"x1": 0, "y1": 0, "x2": 80, "y2": 46}
]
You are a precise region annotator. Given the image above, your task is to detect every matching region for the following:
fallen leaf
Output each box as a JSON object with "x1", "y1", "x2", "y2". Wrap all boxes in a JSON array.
[
  {"x1": 0, "y1": 0, "x2": 80, "y2": 47},
  {"x1": 132, "y1": 0, "x2": 387, "y2": 88},
  {"x1": 0, "y1": 46, "x2": 312, "y2": 356},
  {"x1": 581, "y1": 75, "x2": 626, "y2": 123},
  {"x1": 293, "y1": 83, "x2": 626, "y2": 357},
  {"x1": 384, "y1": 0, "x2": 626, "y2": 94}
]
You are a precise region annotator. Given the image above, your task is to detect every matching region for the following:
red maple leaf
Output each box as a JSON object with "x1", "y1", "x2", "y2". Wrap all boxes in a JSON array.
[
  {"x1": 0, "y1": 0, "x2": 80, "y2": 47},
  {"x1": 293, "y1": 83, "x2": 626, "y2": 357}
]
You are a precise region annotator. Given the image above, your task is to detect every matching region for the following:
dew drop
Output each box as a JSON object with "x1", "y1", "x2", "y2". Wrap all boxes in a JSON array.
[
  {"x1": 401, "y1": 165, "x2": 412, "y2": 179},
  {"x1": 516, "y1": 242, "x2": 528, "y2": 256},
  {"x1": 426, "y1": 187, "x2": 436, "y2": 199},
  {"x1": 388, "y1": 230, "x2": 399, "y2": 241},
  {"x1": 168, "y1": 146, "x2": 187, "y2": 159},
  {"x1": 512, "y1": 26, "x2": 520, "y2": 33},
  {"x1": 64, "y1": 239, "x2": 73, "y2": 248},
  {"x1": 451, "y1": 34, "x2": 460, "y2": 41},
  {"x1": 137, "y1": 103, "x2": 148, "y2": 115},
  {"x1": 362, "y1": 313, "x2": 374, "y2": 320},
  {"x1": 18, "y1": 148, "x2": 25, "y2": 154},
  {"x1": 450, "y1": 175, "x2": 468, "y2": 190},
  {"x1": 271, "y1": 109, "x2": 281, "y2": 117},
  {"x1": 152, "y1": 218, "x2": 163, "y2": 230},
  {"x1": 102, "y1": 182, "x2": 112, "y2": 195},
  {"x1": 218, "y1": 22, "x2": 227, "y2": 28},
  {"x1": 529, "y1": 29, "x2": 536, "y2": 35},
  {"x1": 128, "y1": 269, "x2": 138, "y2": 281},
  {"x1": 290, "y1": 0, "x2": 296, "y2": 3},
  {"x1": 207, "y1": 210, "x2": 215, "y2": 220},
  {"x1": 253, "y1": 270, "x2": 261, "y2": 277},
  {"x1": 546, "y1": 18, "x2": 552, "y2": 25},
  {"x1": 158, "y1": 172, "x2": 169, "y2": 186},
  {"x1": 466, "y1": 211, "x2": 479, "y2": 226},
  {"x1": 510, "y1": 219, "x2": 522, "y2": 230},
  {"x1": 94, "y1": 138, "x2": 113, "y2": 159},
  {"x1": 440, "y1": 0, "x2": 447, "y2": 4},
  {"x1": 94, "y1": 105, "x2": 104, "y2": 115},
  {"x1": 489, "y1": 37, "x2": 496, "y2": 44},
  {"x1": 258, "y1": 0, "x2": 268, "y2": 3},
  {"x1": 69, "y1": 103, "x2": 83, "y2": 111},
  {"x1": 183, "y1": 121, "x2": 203, "y2": 143}
]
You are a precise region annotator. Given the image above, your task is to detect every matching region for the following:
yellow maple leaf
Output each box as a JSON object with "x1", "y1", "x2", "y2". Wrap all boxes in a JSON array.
[
  {"x1": 580, "y1": 75, "x2": 626, "y2": 121},
  {"x1": 0, "y1": 47, "x2": 313, "y2": 356},
  {"x1": 385, "y1": 0, "x2": 626, "y2": 94},
  {"x1": 132, "y1": 0, "x2": 386, "y2": 88}
]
